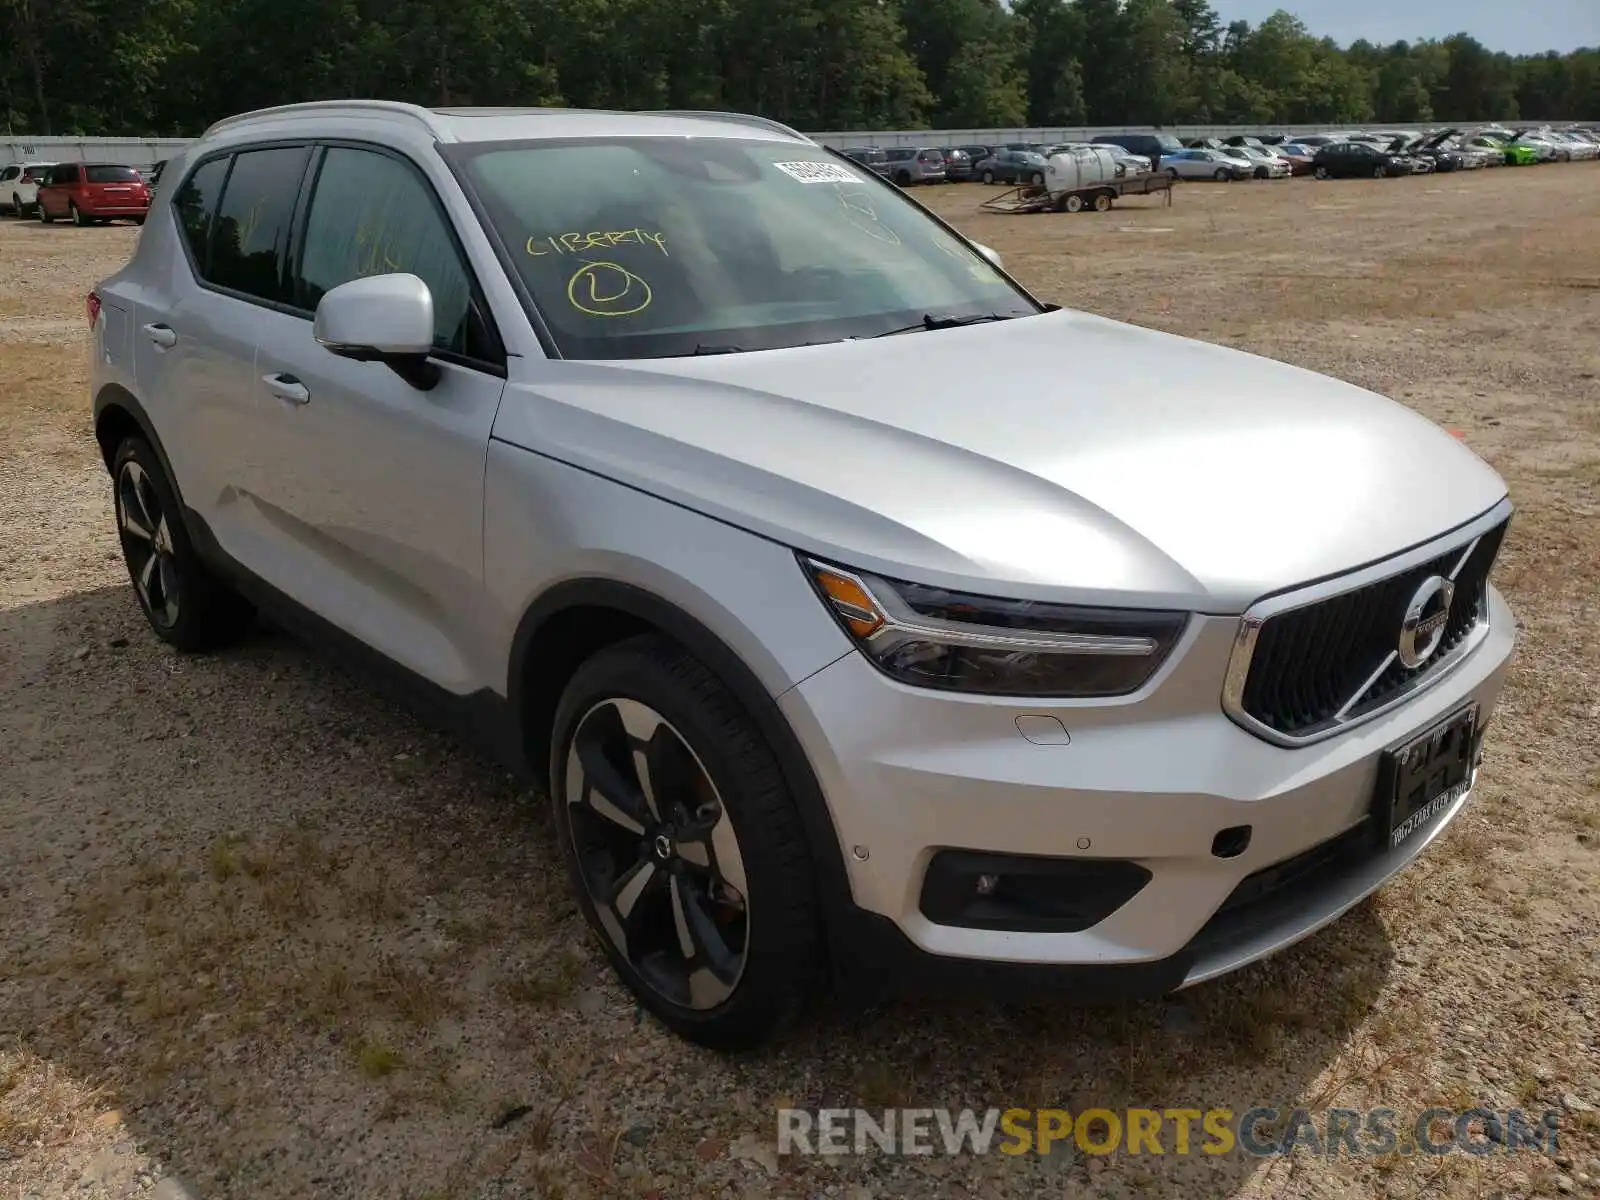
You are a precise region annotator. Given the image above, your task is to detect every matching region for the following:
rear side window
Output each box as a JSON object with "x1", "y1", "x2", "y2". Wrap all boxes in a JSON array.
[
  {"x1": 49, "y1": 165, "x2": 79, "y2": 185},
  {"x1": 208, "y1": 146, "x2": 311, "y2": 303},
  {"x1": 295, "y1": 146, "x2": 490, "y2": 362},
  {"x1": 86, "y1": 165, "x2": 140, "y2": 183},
  {"x1": 174, "y1": 157, "x2": 230, "y2": 273},
  {"x1": 0, "y1": 167, "x2": 15, "y2": 183}
]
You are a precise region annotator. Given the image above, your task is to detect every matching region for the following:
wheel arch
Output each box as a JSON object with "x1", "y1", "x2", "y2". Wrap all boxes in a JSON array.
[
  {"x1": 95, "y1": 384, "x2": 209, "y2": 552},
  {"x1": 507, "y1": 578, "x2": 855, "y2": 957}
]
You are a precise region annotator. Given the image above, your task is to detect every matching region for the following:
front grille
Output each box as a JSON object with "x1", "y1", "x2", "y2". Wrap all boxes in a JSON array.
[{"x1": 1236, "y1": 518, "x2": 1508, "y2": 738}]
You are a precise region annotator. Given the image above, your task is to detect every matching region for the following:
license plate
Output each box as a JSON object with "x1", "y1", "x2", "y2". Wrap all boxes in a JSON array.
[{"x1": 1375, "y1": 704, "x2": 1478, "y2": 850}]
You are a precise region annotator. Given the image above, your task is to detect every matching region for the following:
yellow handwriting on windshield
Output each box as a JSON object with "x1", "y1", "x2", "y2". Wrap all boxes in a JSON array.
[
  {"x1": 567, "y1": 261, "x2": 653, "y2": 317},
  {"x1": 528, "y1": 229, "x2": 669, "y2": 258}
]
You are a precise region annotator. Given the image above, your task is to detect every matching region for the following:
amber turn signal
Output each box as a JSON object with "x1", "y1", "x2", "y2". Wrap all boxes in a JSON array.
[{"x1": 810, "y1": 565, "x2": 885, "y2": 638}]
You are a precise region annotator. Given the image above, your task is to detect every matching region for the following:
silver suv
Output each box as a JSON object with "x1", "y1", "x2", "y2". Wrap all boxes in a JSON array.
[
  {"x1": 882, "y1": 146, "x2": 948, "y2": 185},
  {"x1": 91, "y1": 103, "x2": 1515, "y2": 1049}
]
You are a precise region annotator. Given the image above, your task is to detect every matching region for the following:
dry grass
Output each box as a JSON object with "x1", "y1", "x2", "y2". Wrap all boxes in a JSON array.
[{"x1": 2, "y1": 165, "x2": 1598, "y2": 1199}]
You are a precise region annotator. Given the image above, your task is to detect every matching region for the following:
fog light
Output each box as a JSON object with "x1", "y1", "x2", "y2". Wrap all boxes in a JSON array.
[{"x1": 920, "y1": 850, "x2": 1151, "y2": 933}]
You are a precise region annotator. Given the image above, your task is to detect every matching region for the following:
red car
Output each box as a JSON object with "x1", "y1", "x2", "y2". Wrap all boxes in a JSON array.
[{"x1": 36, "y1": 162, "x2": 150, "y2": 226}]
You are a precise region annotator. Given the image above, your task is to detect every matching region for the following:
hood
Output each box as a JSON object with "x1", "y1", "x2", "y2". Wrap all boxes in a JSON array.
[{"x1": 492, "y1": 311, "x2": 1507, "y2": 612}]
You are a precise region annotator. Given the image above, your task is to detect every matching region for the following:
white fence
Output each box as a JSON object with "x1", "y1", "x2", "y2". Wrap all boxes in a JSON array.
[
  {"x1": 7, "y1": 119, "x2": 1596, "y2": 164},
  {"x1": 2, "y1": 136, "x2": 195, "y2": 167}
]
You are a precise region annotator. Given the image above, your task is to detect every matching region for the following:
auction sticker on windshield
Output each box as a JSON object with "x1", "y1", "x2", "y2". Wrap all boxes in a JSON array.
[{"x1": 774, "y1": 161, "x2": 863, "y2": 184}]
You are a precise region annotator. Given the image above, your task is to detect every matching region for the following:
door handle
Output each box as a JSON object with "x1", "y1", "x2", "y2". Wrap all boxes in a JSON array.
[
  {"x1": 141, "y1": 322, "x2": 176, "y2": 349},
  {"x1": 262, "y1": 372, "x2": 310, "y2": 406}
]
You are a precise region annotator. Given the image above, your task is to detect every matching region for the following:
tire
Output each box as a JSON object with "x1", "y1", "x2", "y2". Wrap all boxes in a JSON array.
[
  {"x1": 1030, "y1": 172, "x2": 1044, "y2": 186},
  {"x1": 1166, "y1": 167, "x2": 1180, "y2": 180},
  {"x1": 1373, "y1": 166, "x2": 1386, "y2": 179},
  {"x1": 550, "y1": 635, "x2": 822, "y2": 1050},
  {"x1": 1255, "y1": 167, "x2": 1268, "y2": 180},
  {"x1": 1063, "y1": 193, "x2": 1084, "y2": 213},
  {"x1": 8, "y1": 193, "x2": 19, "y2": 217},
  {"x1": 39, "y1": 201, "x2": 53, "y2": 223},
  {"x1": 71, "y1": 201, "x2": 89, "y2": 227},
  {"x1": 132, "y1": 215, "x2": 145, "y2": 225},
  {"x1": 111, "y1": 436, "x2": 255, "y2": 651},
  {"x1": 981, "y1": 169, "x2": 994, "y2": 185},
  {"x1": 1092, "y1": 190, "x2": 1113, "y2": 213},
  {"x1": 1314, "y1": 166, "x2": 1329, "y2": 180},
  {"x1": 1214, "y1": 168, "x2": 1230, "y2": 181},
  {"x1": 894, "y1": 170, "x2": 911, "y2": 186}
]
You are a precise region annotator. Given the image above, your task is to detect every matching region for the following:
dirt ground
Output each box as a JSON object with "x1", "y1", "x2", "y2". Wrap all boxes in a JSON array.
[{"x1": 2, "y1": 164, "x2": 1598, "y2": 1200}]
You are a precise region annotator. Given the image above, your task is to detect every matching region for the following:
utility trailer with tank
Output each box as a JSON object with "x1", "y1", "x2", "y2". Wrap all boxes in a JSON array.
[{"x1": 979, "y1": 145, "x2": 1174, "y2": 214}]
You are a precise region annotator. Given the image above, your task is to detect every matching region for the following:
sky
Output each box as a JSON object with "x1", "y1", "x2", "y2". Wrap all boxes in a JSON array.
[{"x1": 1210, "y1": 0, "x2": 1599, "y2": 55}]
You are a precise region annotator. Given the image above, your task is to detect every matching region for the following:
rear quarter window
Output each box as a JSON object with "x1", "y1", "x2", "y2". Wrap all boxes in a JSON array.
[{"x1": 174, "y1": 157, "x2": 230, "y2": 275}]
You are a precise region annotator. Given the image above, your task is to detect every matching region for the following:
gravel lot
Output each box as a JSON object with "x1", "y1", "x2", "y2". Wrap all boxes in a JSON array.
[{"x1": 2, "y1": 165, "x2": 1599, "y2": 1200}]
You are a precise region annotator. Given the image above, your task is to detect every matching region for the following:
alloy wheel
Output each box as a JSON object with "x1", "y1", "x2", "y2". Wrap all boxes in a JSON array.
[
  {"x1": 565, "y1": 697, "x2": 749, "y2": 1010},
  {"x1": 116, "y1": 460, "x2": 180, "y2": 629}
]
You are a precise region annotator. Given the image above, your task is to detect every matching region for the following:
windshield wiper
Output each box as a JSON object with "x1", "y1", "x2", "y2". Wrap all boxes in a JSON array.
[{"x1": 870, "y1": 312, "x2": 1024, "y2": 338}]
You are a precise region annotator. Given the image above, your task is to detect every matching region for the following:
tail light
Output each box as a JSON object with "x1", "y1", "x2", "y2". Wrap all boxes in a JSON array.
[{"x1": 86, "y1": 291, "x2": 101, "y2": 329}]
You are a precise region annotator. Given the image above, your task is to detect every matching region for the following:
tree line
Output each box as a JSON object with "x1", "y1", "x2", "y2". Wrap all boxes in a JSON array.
[{"x1": 2, "y1": 0, "x2": 1597, "y2": 137}]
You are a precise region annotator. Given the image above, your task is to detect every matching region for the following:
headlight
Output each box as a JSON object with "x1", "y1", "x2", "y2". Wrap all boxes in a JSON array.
[{"x1": 803, "y1": 558, "x2": 1188, "y2": 697}]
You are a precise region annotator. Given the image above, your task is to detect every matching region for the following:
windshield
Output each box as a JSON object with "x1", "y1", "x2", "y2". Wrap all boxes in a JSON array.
[{"x1": 456, "y1": 138, "x2": 1036, "y2": 360}]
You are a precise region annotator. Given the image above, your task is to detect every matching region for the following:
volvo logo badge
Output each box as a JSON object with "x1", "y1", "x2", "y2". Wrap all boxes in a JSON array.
[{"x1": 1398, "y1": 575, "x2": 1455, "y2": 668}]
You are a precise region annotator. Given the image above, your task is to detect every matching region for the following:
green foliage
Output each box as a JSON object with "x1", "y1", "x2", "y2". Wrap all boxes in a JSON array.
[{"x1": 0, "y1": 0, "x2": 1594, "y2": 135}]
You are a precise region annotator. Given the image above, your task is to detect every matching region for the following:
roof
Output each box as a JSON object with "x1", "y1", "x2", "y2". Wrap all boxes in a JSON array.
[{"x1": 199, "y1": 100, "x2": 812, "y2": 146}]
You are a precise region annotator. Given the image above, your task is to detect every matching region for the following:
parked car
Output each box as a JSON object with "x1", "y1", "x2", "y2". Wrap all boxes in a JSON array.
[
  {"x1": 882, "y1": 146, "x2": 947, "y2": 185},
  {"x1": 1290, "y1": 135, "x2": 1344, "y2": 149},
  {"x1": 1312, "y1": 142, "x2": 1411, "y2": 179},
  {"x1": 1086, "y1": 144, "x2": 1152, "y2": 174},
  {"x1": 1, "y1": 161, "x2": 56, "y2": 216},
  {"x1": 1274, "y1": 144, "x2": 1319, "y2": 175},
  {"x1": 1465, "y1": 135, "x2": 1539, "y2": 166},
  {"x1": 1160, "y1": 148, "x2": 1251, "y2": 181},
  {"x1": 956, "y1": 145, "x2": 994, "y2": 168},
  {"x1": 1094, "y1": 133, "x2": 1184, "y2": 167},
  {"x1": 841, "y1": 147, "x2": 891, "y2": 179},
  {"x1": 938, "y1": 148, "x2": 975, "y2": 182},
  {"x1": 973, "y1": 149, "x2": 1048, "y2": 186},
  {"x1": 1234, "y1": 146, "x2": 1291, "y2": 179},
  {"x1": 36, "y1": 162, "x2": 151, "y2": 225},
  {"x1": 91, "y1": 100, "x2": 1515, "y2": 1050},
  {"x1": 1382, "y1": 138, "x2": 1435, "y2": 174}
]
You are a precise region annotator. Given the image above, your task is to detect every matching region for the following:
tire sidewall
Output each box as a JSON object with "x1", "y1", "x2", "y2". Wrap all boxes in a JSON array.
[
  {"x1": 549, "y1": 637, "x2": 820, "y2": 1048},
  {"x1": 113, "y1": 437, "x2": 196, "y2": 640},
  {"x1": 111, "y1": 436, "x2": 252, "y2": 650}
]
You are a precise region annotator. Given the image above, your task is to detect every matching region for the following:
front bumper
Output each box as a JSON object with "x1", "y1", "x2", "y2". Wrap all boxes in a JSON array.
[{"x1": 781, "y1": 587, "x2": 1514, "y2": 997}]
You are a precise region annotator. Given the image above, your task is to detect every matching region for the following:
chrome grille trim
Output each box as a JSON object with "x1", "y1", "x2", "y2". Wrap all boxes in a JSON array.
[{"x1": 1222, "y1": 497, "x2": 1512, "y2": 748}]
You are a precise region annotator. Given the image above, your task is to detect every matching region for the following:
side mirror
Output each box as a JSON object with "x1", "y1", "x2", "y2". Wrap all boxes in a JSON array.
[
  {"x1": 313, "y1": 273, "x2": 439, "y2": 390},
  {"x1": 972, "y1": 243, "x2": 1003, "y2": 270}
]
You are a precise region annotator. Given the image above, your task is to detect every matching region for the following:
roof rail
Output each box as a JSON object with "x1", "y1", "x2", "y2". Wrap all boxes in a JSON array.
[
  {"x1": 200, "y1": 100, "x2": 449, "y2": 141},
  {"x1": 652, "y1": 110, "x2": 812, "y2": 143}
]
